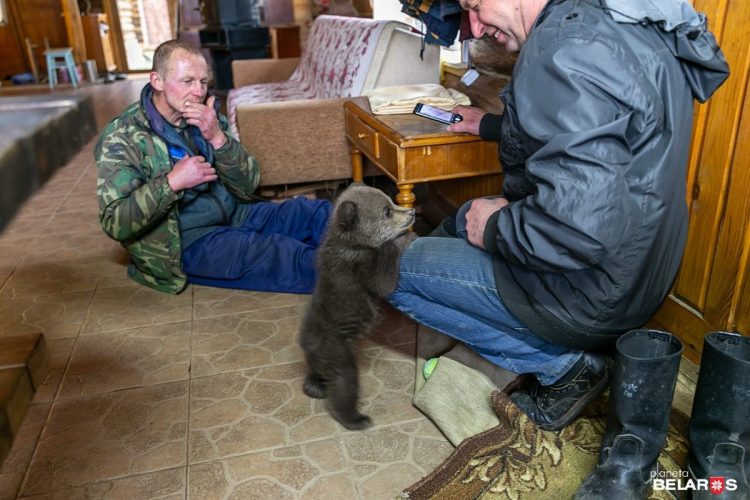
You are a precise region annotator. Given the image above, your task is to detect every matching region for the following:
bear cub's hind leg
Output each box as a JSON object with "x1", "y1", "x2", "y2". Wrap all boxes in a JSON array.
[
  {"x1": 328, "y1": 362, "x2": 372, "y2": 430},
  {"x1": 303, "y1": 373, "x2": 327, "y2": 399}
]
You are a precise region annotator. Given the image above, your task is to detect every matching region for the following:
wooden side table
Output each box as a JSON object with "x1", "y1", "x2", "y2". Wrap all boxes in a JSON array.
[{"x1": 344, "y1": 98, "x2": 501, "y2": 207}]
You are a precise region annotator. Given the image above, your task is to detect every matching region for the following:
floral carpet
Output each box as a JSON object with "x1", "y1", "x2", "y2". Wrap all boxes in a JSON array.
[{"x1": 403, "y1": 390, "x2": 688, "y2": 500}]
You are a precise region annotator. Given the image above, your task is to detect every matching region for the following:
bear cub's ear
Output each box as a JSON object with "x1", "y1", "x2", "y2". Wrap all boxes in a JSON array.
[{"x1": 337, "y1": 201, "x2": 359, "y2": 232}]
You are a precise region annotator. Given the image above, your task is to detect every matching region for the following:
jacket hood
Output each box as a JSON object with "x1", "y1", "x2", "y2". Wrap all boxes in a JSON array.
[{"x1": 603, "y1": 0, "x2": 729, "y2": 102}]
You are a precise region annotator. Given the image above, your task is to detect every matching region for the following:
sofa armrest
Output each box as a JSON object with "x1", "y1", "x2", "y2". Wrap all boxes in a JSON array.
[
  {"x1": 231, "y1": 58, "x2": 301, "y2": 87},
  {"x1": 235, "y1": 98, "x2": 354, "y2": 186}
]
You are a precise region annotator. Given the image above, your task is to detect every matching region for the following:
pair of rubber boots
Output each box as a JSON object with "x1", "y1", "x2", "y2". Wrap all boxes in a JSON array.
[{"x1": 575, "y1": 329, "x2": 750, "y2": 500}]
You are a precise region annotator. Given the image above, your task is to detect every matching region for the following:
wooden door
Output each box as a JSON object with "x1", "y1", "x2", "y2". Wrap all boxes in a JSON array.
[
  {"x1": 0, "y1": 3, "x2": 26, "y2": 79},
  {"x1": 0, "y1": 0, "x2": 78, "y2": 80},
  {"x1": 650, "y1": 0, "x2": 750, "y2": 362}
]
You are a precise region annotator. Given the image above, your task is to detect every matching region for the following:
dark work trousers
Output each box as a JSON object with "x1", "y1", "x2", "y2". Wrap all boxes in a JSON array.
[{"x1": 182, "y1": 197, "x2": 332, "y2": 294}]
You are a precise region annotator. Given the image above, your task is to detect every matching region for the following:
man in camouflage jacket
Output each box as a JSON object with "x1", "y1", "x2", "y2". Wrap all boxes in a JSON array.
[{"x1": 96, "y1": 40, "x2": 331, "y2": 294}]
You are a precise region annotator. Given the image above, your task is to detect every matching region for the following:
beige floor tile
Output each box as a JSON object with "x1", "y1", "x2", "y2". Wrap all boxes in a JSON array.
[
  {"x1": 95, "y1": 259, "x2": 139, "y2": 289},
  {"x1": 0, "y1": 255, "x2": 127, "y2": 299},
  {"x1": 192, "y1": 286, "x2": 306, "y2": 319},
  {"x1": 43, "y1": 210, "x2": 102, "y2": 236},
  {"x1": 22, "y1": 232, "x2": 121, "y2": 264},
  {"x1": 36, "y1": 175, "x2": 80, "y2": 196},
  {"x1": 0, "y1": 265, "x2": 14, "y2": 291},
  {"x1": 17, "y1": 467, "x2": 187, "y2": 500},
  {"x1": 82, "y1": 285, "x2": 193, "y2": 334},
  {"x1": 58, "y1": 195, "x2": 99, "y2": 214},
  {"x1": 188, "y1": 439, "x2": 357, "y2": 500},
  {"x1": 0, "y1": 240, "x2": 25, "y2": 289},
  {"x1": 0, "y1": 291, "x2": 93, "y2": 340},
  {"x1": 357, "y1": 347, "x2": 424, "y2": 428},
  {"x1": 189, "y1": 367, "x2": 336, "y2": 464},
  {"x1": 342, "y1": 421, "x2": 454, "y2": 500},
  {"x1": 0, "y1": 236, "x2": 35, "y2": 266},
  {"x1": 0, "y1": 403, "x2": 51, "y2": 500},
  {"x1": 21, "y1": 381, "x2": 189, "y2": 496},
  {"x1": 33, "y1": 338, "x2": 75, "y2": 403},
  {"x1": 64, "y1": 186, "x2": 99, "y2": 205},
  {"x1": 1, "y1": 211, "x2": 54, "y2": 240},
  {"x1": 191, "y1": 307, "x2": 303, "y2": 378},
  {"x1": 14, "y1": 193, "x2": 67, "y2": 215},
  {"x1": 58, "y1": 322, "x2": 191, "y2": 400}
]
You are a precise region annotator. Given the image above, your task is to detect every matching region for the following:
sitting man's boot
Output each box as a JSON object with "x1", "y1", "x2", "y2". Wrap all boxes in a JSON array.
[
  {"x1": 688, "y1": 332, "x2": 750, "y2": 500},
  {"x1": 510, "y1": 351, "x2": 612, "y2": 431},
  {"x1": 576, "y1": 329, "x2": 683, "y2": 500}
]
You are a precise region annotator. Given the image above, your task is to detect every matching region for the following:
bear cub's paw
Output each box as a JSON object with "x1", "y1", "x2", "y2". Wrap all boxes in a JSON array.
[
  {"x1": 332, "y1": 409, "x2": 373, "y2": 431},
  {"x1": 303, "y1": 374, "x2": 327, "y2": 399},
  {"x1": 394, "y1": 230, "x2": 418, "y2": 251}
]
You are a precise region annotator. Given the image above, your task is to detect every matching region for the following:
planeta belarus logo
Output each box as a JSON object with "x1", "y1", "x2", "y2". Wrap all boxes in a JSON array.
[{"x1": 652, "y1": 469, "x2": 738, "y2": 494}]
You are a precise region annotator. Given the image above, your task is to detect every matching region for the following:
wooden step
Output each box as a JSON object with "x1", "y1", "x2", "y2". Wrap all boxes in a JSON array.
[
  {"x1": 0, "y1": 333, "x2": 47, "y2": 467},
  {"x1": 0, "y1": 333, "x2": 47, "y2": 390}
]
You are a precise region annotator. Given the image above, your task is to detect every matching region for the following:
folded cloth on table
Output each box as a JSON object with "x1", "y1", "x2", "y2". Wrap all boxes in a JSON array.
[{"x1": 366, "y1": 83, "x2": 471, "y2": 115}]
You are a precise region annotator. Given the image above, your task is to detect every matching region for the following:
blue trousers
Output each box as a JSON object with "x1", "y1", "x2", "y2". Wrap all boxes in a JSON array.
[
  {"x1": 388, "y1": 202, "x2": 583, "y2": 385},
  {"x1": 182, "y1": 197, "x2": 331, "y2": 294}
]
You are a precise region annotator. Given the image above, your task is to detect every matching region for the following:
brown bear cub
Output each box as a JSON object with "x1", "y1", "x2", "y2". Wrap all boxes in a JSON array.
[{"x1": 299, "y1": 184, "x2": 416, "y2": 430}]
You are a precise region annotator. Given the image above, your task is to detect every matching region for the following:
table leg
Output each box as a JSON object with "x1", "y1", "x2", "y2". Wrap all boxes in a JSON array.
[
  {"x1": 350, "y1": 146, "x2": 364, "y2": 183},
  {"x1": 396, "y1": 184, "x2": 416, "y2": 208}
]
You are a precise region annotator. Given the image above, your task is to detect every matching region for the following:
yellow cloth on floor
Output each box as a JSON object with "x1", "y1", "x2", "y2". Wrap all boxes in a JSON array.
[{"x1": 366, "y1": 83, "x2": 471, "y2": 115}]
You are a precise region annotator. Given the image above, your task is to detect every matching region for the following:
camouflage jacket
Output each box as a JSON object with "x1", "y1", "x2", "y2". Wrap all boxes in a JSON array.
[{"x1": 95, "y1": 98, "x2": 260, "y2": 294}]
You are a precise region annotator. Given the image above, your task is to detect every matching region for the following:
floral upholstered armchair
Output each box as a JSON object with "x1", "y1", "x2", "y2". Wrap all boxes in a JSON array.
[{"x1": 227, "y1": 15, "x2": 440, "y2": 187}]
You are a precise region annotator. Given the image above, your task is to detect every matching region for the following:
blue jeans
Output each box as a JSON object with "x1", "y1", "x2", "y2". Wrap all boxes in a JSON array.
[
  {"x1": 388, "y1": 235, "x2": 582, "y2": 385},
  {"x1": 182, "y1": 197, "x2": 331, "y2": 294}
]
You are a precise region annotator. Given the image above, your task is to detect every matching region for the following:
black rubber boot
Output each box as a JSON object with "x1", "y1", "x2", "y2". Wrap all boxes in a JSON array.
[
  {"x1": 575, "y1": 329, "x2": 683, "y2": 500},
  {"x1": 689, "y1": 332, "x2": 750, "y2": 500},
  {"x1": 510, "y1": 352, "x2": 612, "y2": 431}
]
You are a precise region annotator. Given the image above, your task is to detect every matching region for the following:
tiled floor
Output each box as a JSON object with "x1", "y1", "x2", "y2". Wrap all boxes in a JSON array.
[
  {"x1": 0, "y1": 78, "x2": 700, "y2": 500},
  {"x1": 0, "y1": 78, "x2": 454, "y2": 499}
]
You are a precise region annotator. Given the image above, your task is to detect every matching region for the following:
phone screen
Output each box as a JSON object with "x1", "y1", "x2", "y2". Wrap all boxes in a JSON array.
[{"x1": 414, "y1": 103, "x2": 456, "y2": 124}]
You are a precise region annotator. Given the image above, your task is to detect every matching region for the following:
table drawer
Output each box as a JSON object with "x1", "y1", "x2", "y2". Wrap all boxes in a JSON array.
[
  {"x1": 377, "y1": 134, "x2": 398, "y2": 178},
  {"x1": 347, "y1": 115, "x2": 378, "y2": 159}
]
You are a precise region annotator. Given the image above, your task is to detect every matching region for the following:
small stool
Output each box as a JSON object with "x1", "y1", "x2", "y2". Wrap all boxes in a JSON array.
[{"x1": 44, "y1": 47, "x2": 78, "y2": 89}]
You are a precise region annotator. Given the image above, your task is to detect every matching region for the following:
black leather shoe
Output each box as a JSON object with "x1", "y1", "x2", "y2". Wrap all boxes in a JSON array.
[{"x1": 510, "y1": 353, "x2": 612, "y2": 431}]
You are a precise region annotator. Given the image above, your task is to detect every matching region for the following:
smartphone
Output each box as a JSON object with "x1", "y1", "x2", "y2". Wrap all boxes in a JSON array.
[{"x1": 413, "y1": 103, "x2": 463, "y2": 125}]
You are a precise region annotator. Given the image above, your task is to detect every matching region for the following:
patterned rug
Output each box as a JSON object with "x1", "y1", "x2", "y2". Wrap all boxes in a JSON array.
[{"x1": 402, "y1": 390, "x2": 689, "y2": 500}]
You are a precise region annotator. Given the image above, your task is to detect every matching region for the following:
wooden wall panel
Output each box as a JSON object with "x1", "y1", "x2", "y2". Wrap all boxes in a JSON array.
[
  {"x1": 12, "y1": 0, "x2": 68, "y2": 48},
  {"x1": 703, "y1": 52, "x2": 750, "y2": 327},
  {"x1": 61, "y1": 0, "x2": 88, "y2": 62},
  {"x1": 652, "y1": 0, "x2": 750, "y2": 361},
  {"x1": 0, "y1": 18, "x2": 26, "y2": 78},
  {"x1": 0, "y1": 0, "x2": 73, "y2": 81},
  {"x1": 671, "y1": 0, "x2": 737, "y2": 310}
]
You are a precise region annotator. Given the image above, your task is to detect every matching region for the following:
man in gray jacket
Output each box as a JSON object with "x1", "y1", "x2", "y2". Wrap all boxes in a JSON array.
[{"x1": 389, "y1": 0, "x2": 728, "y2": 430}]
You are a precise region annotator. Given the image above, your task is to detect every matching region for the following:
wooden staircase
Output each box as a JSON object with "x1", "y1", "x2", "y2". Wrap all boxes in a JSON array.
[{"x1": 0, "y1": 334, "x2": 47, "y2": 467}]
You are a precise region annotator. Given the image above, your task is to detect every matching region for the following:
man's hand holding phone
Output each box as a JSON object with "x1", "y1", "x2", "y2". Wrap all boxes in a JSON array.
[
  {"x1": 182, "y1": 95, "x2": 227, "y2": 149},
  {"x1": 413, "y1": 103, "x2": 463, "y2": 125},
  {"x1": 447, "y1": 105, "x2": 487, "y2": 135},
  {"x1": 167, "y1": 154, "x2": 217, "y2": 192}
]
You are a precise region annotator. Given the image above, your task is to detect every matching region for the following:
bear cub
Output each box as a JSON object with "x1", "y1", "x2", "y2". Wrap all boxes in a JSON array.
[{"x1": 299, "y1": 184, "x2": 416, "y2": 430}]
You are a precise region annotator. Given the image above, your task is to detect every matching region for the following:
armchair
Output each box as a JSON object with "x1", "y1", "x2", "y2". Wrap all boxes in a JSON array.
[{"x1": 227, "y1": 15, "x2": 440, "y2": 187}]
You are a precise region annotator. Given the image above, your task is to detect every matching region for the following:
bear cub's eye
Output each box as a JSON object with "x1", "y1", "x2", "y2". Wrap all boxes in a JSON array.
[{"x1": 384, "y1": 206, "x2": 392, "y2": 217}]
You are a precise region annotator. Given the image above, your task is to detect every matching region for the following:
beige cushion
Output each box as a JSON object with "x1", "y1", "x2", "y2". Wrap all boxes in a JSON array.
[{"x1": 366, "y1": 84, "x2": 471, "y2": 115}]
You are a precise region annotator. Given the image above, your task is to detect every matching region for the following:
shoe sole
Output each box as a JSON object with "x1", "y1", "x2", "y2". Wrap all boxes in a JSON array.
[{"x1": 538, "y1": 358, "x2": 613, "y2": 432}]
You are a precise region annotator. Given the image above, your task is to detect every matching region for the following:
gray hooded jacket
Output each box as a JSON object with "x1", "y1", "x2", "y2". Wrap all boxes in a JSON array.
[{"x1": 485, "y1": 0, "x2": 729, "y2": 349}]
